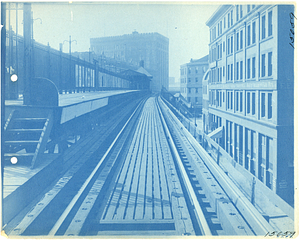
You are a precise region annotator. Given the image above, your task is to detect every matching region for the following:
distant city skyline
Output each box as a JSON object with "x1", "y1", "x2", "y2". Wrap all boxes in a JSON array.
[{"x1": 7, "y1": 2, "x2": 219, "y2": 80}]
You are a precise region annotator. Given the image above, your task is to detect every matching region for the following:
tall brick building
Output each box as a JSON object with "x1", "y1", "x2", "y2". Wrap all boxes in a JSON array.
[{"x1": 90, "y1": 31, "x2": 169, "y2": 92}]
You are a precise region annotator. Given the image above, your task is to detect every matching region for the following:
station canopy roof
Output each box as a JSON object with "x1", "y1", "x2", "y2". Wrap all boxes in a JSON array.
[{"x1": 121, "y1": 67, "x2": 152, "y2": 82}]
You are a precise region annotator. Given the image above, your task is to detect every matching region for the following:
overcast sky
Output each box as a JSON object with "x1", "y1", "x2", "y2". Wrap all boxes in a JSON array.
[{"x1": 9, "y1": 2, "x2": 219, "y2": 81}]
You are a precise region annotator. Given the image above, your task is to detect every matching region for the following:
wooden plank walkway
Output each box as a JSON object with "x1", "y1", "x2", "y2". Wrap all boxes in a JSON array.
[
  {"x1": 3, "y1": 154, "x2": 58, "y2": 198},
  {"x1": 99, "y1": 97, "x2": 194, "y2": 235}
]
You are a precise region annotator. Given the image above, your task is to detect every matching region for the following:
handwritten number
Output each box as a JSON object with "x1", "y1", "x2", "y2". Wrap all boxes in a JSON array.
[
  {"x1": 290, "y1": 12, "x2": 297, "y2": 20},
  {"x1": 264, "y1": 231, "x2": 296, "y2": 238},
  {"x1": 289, "y1": 12, "x2": 296, "y2": 49}
]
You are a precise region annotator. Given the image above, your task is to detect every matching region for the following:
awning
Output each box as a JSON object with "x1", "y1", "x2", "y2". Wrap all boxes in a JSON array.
[{"x1": 207, "y1": 126, "x2": 223, "y2": 139}]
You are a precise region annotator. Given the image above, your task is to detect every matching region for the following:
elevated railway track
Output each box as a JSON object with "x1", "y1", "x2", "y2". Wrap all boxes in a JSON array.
[{"x1": 3, "y1": 95, "x2": 293, "y2": 237}]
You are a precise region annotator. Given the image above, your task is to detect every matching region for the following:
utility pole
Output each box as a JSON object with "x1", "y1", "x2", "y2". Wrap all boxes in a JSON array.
[
  {"x1": 23, "y1": 3, "x2": 32, "y2": 105},
  {"x1": 67, "y1": 35, "x2": 76, "y2": 92}
]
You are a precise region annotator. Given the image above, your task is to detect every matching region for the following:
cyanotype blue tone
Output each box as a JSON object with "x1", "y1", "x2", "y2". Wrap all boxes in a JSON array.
[{"x1": 1, "y1": 2, "x2": 295, "y2": 237}]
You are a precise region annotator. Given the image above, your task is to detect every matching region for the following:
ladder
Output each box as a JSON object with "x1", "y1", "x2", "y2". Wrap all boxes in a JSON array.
[{"x1": 4, "y1": 108, "x2": 54, "y2": 169}]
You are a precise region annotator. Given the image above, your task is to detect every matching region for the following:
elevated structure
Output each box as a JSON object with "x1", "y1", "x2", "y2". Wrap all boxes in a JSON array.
[
  {"x1": 205, "y1": 4, "x2": 294, "y2": 205},
  {"x1": 4, "y1": 89, "x2": 144, "y2": 168},
  {"x1": 90, "y1": 31, "x2": 169, "y2": 92}
]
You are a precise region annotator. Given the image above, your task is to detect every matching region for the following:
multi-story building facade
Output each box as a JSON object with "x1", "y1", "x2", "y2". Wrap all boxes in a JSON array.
[
  {"x1": 205, "y1": 5, "x2": 294, "y2": 204},
  {"x1": 180, "y1": 55, "x2": 208, "y2": 109},
  {"x1": 90, "y1": 31, "x2": 169, "y2": 92}
]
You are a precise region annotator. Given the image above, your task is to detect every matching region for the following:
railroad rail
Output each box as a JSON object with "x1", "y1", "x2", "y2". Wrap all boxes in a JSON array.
[{"x1": 4, "y1": 95, "x2": 276, "y2": 237}]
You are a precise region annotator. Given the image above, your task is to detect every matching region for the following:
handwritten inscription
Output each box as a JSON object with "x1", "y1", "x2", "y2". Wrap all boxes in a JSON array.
[
  {"x1": 265, "y1": 231, "x2": 296, "y2": 238},
  {"x1": 289, "y1": 12, "x2": 296, "y2": 49}
]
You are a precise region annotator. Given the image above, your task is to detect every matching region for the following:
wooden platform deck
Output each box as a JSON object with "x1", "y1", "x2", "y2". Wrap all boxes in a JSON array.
[
  {"x1": 3, "y1": 154, "x2": 59, "y2": 198},
  {"x1": 5, "y1": 90, "x2": 138, "y2": 107},
  {"x1": 58, "y1": 90, "x2": 137, "y2": 107},
  {"x1": 5, "y1": 90, "x2": 140, "y2": 125}
]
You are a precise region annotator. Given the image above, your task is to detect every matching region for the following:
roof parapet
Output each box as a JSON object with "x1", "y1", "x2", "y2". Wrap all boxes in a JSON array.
[{"x1": 206, "y1": 5, "x2": 232, "y2": 27}]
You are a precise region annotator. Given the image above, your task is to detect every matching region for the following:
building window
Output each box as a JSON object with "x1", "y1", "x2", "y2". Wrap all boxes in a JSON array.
[
  {"x1": 252, "y1": 21, "x2": 256, "y2": 44},
  {"x1": 247, "y1": 5, "x2": 250, "y2": 12},
  {"x1": 195, "y1": 77, "x2": 198, "y2": 82},
  {"x1": 247, "y1": 92, "x2": 251, "y2": 114},
  {"x1": 240, "y1": 60, "x2": 243, "y2": 80},
  {"x1": 188, "y1": 68, "x2": 191, "y2": 74},
  {"x1": 236, "y1": 91, "x2": 239, "y2": 111},
  {"x1": 252, "y1": 92, "x2": 255, "y2": 115},
  {"x1": 231, "y1": 64, "x2": 233, "y2": 80},
  {"x1": 261, "y1": 54, "x2": 266, "y2": 77},
  {"x1": 247, "y1": 25, "x2": 251, "y2": 46},
  {"x1": 236, "y1": 62, "x2": 239, "y2": 80},
  {"x1": 223, "y1": 66, "x2": 225, "y2": 76},
  {"x1": 224, "y1": 17, "x2": 226, "y2": 28},
  {"x1": 195, "y1": 67, "x2": 198, "y2": 73},
  {"x1": 228, "y1": 13, "x2": 230, "y2": 28},
  {"x1": 236, "y1": 32, "x2": 239, "y2": 50},
  {"x1": 252, "y1": 57, "x2": 256, "y2": 78},
  {"x1": 227, "y1": 38, "x2": 230, "y2": 54},
  {"x1": 261, "y1": 93, "x2": 266, "y2": 117},
  {"x1": 231, "y1": 10, "x2": 233, "y2": 26},
  {"x1": 216, "y1": 90, "x2": 219, "y2": 106},
  {"x1": 268, "y1": 93, "x2": 272, "y2": 119},
  {"x1": 195, "y1": 88, "x2": 198, "y2": 93},
  {"x1": 240, "y1": 30, "x2": 243, "y2": 49},
  {"x1": 268, "y1": 11, "x2": 273, "y2": 36},
  {"x1": 240, "y1": 5, "x2": 243, "y2": 18},
  {"x1": 240, "y1": 92, "x2": 243, "y2": 112},
  {"x1": 230, "y1": 91, "x2": 233, "y2": 109},
  {"x1": 231, "y1": 36, "x2": 233, "y2": 53},
  {"x1": 188, "y1": 78, "x2": 191, "y2": 82},
  {"x1": 188, "y1": 97, "x2": 191, "y2": 102},
  {"x1": 227, "y1": 64, "x2": 230, "y2": 80},
  {"x1": 195, "y1": 97, "x2": 198, "y2": 103},
  {"x1": 268, "y1": 52, "x2": 272, "y2": 76},
  {"x1": 220, "y1": 67, "x2": 222, "y2": 81},
  {"x1": 220, "y1": 20, "x2": 223, "y2": 34},
  {"x1": 236, "y1": 5, "x2": 239, "y2": 21},
  {"x1": 188, "y1": 88, "x2": 191, "y2": 93},
  {"x1": 247, "y1": 58, "x2": 251, "y2": 79},
  {"x1": 262, "y1": 15, "x2": 266, "y2": 39},
  {"x1": 227, "y1": 91, "x2": 230, "y2": 109}
]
